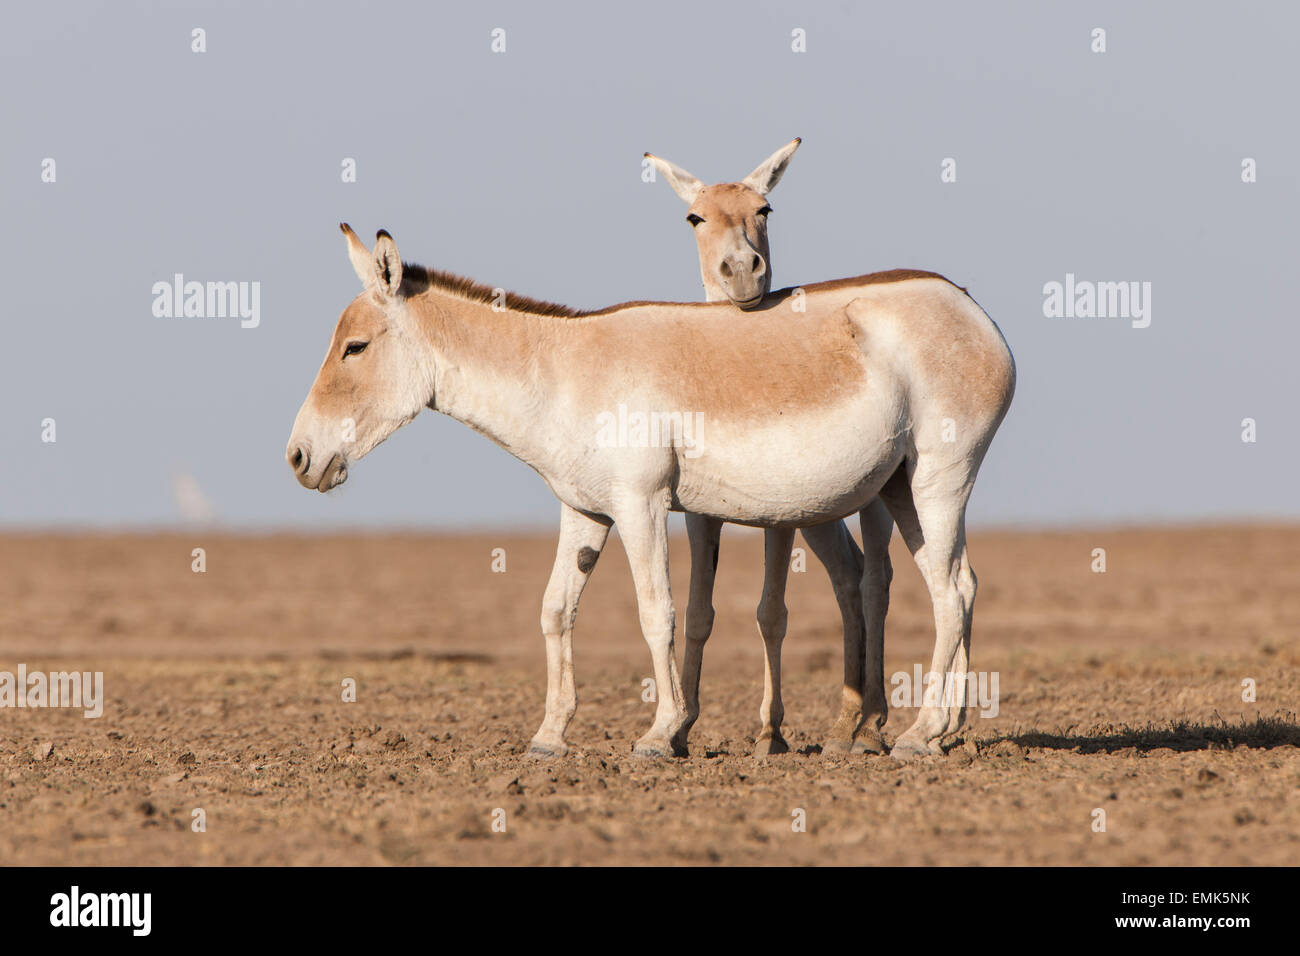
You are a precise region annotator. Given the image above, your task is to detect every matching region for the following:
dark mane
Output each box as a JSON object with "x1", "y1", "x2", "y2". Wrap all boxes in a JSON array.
[
  {"x1": 399, "y1": 263, "x2": 962, "y2": 317},
  {"x1": 399, "y1": 263, "x2": 661, "y2": 317}
]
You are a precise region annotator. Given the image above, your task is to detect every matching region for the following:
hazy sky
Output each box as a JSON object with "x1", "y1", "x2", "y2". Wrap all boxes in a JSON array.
[{"x1": 2, "y1": 1, "x2": 1297, "y2": 530}]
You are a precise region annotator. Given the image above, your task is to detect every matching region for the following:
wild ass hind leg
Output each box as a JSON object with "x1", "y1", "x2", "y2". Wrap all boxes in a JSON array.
[
  {"x1": 752, "y1": 527, "x2": 797, "y2": 757},
  {"x1": 801, "y1": 520, "x2": 867, "y2": 755},
  {"x1": 672, "y1": 514, "x2": 723, "y2": 755},
  {"x1": 877, "y1": 465, "x2": 977, "y2": 761},
  {"x1": 851, "y1": 498, "x2": 893, "y2": 754},
  {"x1": 614, "y1": 497, "x2": 688, "y2": 759},
  {"x1": 528, "y1": 503, "x2": 611, "y2": 757}
]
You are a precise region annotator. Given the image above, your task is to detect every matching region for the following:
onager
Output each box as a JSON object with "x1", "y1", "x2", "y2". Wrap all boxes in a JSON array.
[
  {"x1": 645, "y1": 138, "x2": 895, "y2": 756},
  {"x1": 287, "y1": 224, "x2": 1014, "y2": 760}
]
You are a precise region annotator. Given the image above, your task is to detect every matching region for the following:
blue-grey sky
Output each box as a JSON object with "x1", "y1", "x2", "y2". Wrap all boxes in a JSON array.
[{"x1": 2, "y1": 1, "x2": 1296, "y2": 530}]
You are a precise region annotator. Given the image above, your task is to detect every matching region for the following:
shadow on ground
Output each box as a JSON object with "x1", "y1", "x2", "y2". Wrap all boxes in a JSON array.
[{"x1": 990, "y1": 714, "x2": 1300, "y2": 754}]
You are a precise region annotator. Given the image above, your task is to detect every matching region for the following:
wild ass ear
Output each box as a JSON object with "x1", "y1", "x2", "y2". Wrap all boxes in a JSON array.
[
  {"x1": 741, "y1": 137, "x2": 801, "y2": 196},
  {"x1": 372, "y1": 230, "x2": 403, "y2": 299},
  {"x1": 339, "y1": 223, "x2": 403, "y2": 298},
  {"x1": 341, "y1": 222, "x2": 375, "y2": 289},
  {"x1": 644, "y1": 152, "x2": 704, "y2": 204}
]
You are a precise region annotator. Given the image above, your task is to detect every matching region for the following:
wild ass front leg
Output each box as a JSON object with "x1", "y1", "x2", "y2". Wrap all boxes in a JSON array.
[
  {"x1": 528, "y1": 503, "x2": 611, "y2": 757},
  {"x1": 753, "y1": 527, "x2": 797, "y2": 756},
  {"x1": 801, "y1": 520, "x2": 869, "y2": 755},
  {"x1": 672, "y1": 513, "x2": 724, "y2": 755},
  {"x1": 614, "y1": 498, "x2": 687, "y2": 758}
]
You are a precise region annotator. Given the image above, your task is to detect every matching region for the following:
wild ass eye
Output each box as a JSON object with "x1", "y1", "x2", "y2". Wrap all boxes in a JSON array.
[
  {"x1": 686, "y1": 214, "x2": 704, "y2": 227},
  {"x1": 343, "y1": 341, "x2": 368, "y2": 358},
  {"x1": 756, "y1": 205, "x2": 772, "y2": 217}
]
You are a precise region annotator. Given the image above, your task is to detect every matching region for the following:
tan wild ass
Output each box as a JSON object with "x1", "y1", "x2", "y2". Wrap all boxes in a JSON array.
[
  {"x1": 287, "y1": 225, "x2": 1015, "y2": 760},
  {"x1": 646, "y1": 138, "x2": 895, "y2": 756}
]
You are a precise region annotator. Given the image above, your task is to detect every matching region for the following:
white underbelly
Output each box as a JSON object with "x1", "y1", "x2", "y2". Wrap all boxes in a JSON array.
[{"x1": 671, "y1": 398, "x2": 906, "y2": 526}]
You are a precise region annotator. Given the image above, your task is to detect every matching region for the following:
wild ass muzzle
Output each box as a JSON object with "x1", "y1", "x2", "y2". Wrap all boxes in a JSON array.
[
  {"x1": 287, "y1": 224, "x2": 1015, "y2": 760},
  {"x1": 646, "y1": 138, "x2": 896, "y2": 756}
]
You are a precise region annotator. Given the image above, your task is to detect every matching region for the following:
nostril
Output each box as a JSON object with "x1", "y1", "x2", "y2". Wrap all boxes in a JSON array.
[
  {"x1": 752, "y1": 255, "x2": 763, "y2": 274},
  {"x1": 719, "y1": 261, "x2": 732, "y2": 278},
  {"x1": 289, "y1": 446, "x2": 308, "y2": 475}
]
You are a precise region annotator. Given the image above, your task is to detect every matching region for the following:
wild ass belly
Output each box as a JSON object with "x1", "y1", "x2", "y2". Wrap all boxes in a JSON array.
[{"x1": 670, "y1": 398, "x2": 908, "y2": 527}]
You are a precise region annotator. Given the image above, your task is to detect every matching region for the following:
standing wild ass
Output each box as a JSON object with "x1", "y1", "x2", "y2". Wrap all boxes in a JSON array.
[
  {"x1": 645, "y1": 138, "x2": 895, "y2": 756},
  {"x1": 287, "y1": 224, "x2": 1014, "y2": 760}
]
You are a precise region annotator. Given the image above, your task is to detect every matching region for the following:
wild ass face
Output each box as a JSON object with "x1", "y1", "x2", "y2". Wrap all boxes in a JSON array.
[
  {"x1": 286, "y1": 224, "x2": 433, "y2": 492},
  {"x1": 644, "y1": 138, "x2": 800, "y2": 309}
]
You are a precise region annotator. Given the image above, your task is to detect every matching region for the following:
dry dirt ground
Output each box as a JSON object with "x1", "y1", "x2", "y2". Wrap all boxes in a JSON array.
[{"x1": 0, "y1": 526, "x2": 1297, "y2": 865}]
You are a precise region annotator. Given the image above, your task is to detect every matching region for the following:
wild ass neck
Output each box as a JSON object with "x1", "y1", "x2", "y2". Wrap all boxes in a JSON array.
[{"x1": 413, "y1": 292, "x2": 562, "y2": 471}]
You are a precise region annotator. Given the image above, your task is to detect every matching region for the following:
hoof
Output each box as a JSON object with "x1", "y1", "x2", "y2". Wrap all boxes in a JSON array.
[
  {"x1": 527, "y1": 738, "x2": 568, "y2": 758},
  {"x1": 752, "y1": 734, "x2": 789, "y2": 758},
  {"x1": 633, "y1": 737, "x2": 674, "y2": 759},
  {"x1": 850, "y1": 729, "x2": 887, "y2": 755},
  {"x1": 821, "y1": 736, "x2": 854, "y2": 756},
  {"x1": 889, "y1": 734, "x2": 932, "y2": 762}
]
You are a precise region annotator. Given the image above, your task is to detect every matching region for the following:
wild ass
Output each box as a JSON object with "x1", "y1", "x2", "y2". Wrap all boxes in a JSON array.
[
  {"x1": 287, "y1": 224, "x2": 1015, "y2": 760},
  {"x1": 645, "y1": 139, "x2": 895, "y2": 756}
]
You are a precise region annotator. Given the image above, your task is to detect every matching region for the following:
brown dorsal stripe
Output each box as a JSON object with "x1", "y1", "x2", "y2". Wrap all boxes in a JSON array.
[{"x1": 399, "y1": 263, "x2": 961, "y2": 318}]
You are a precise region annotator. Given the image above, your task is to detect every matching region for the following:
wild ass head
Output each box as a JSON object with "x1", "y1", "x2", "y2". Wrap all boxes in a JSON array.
[
  {"x1": 644, "y1": 138, "x2": 800, "y2": 309},
  {"x1": 286, "y1": 224, "x2": 434, "y2": 492}
]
